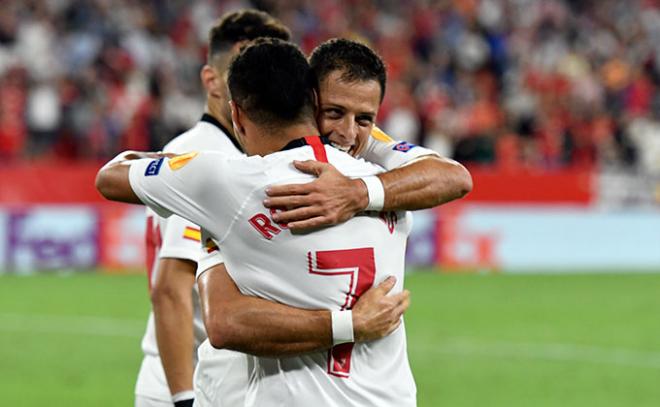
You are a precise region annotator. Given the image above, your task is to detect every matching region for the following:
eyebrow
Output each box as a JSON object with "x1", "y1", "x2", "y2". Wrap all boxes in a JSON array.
[{"x1": 323, "y1": 103, "x2": 376, "y2": 117}]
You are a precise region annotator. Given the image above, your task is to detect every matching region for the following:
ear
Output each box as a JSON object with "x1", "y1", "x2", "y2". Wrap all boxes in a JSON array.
[
  {"x1": 311, "y1": 88, "x2": 320, "y2": 116},
  {"x1": 229, "y1": 100, "x2": 244, "y2": 136},
  {"x1": 231, "y1": 40, "x2": 249, "y2": 54},
  {"x1": 201, "y1": 65, "x2": 222, "y2": 98}
]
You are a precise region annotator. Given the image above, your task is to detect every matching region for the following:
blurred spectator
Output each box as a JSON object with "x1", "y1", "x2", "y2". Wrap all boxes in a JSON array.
[{"x1": 0, "y1": 0, "x2": 658, "y2": 173}]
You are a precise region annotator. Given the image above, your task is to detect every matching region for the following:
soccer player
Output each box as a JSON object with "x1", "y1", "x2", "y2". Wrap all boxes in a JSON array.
[
  {"x1": 134, "y1": 11, "x2": 292, "y2": 407},
  {"x1": 263, "y1": 38, "x2": 472, "y2": 229},
  {"x1": 97, "y1": 38, "x2": 417, "y2": 406}
]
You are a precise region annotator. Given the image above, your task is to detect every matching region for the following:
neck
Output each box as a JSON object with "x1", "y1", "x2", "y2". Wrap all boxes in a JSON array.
[
  {"x1": 248, "y1": 120, "x2": 319, "y2": 156},
  {"x1": 205, "y1": 96, "x2": 234, "y2": 136}
]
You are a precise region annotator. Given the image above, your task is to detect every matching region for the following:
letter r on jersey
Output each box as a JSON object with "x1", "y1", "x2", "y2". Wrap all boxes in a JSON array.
[{"x1": 248, "y1": 213, "x2": 282, "y2": 239}]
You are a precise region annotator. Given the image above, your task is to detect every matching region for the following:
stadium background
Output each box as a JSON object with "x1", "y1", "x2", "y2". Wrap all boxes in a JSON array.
[{"x1": 0, "y1": 0, "x2": 659, "y2": 405}]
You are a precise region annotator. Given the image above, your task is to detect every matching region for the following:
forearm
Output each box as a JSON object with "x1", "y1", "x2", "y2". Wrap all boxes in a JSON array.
[
  {"x1": 207, "y1": 297, "x2": 332, "y2": 357},
  {"x1": 153, "y1": 293, "x2": 195, "y2": 394},
  {"x1": 198, "y1": 263, "x2": 408, "y2": 356},
  {"x1": 198, "y1": 266, "x2": 332, "y2": 357},
  {"x1": 151, "y1": 258, "x2": 197, "y2": 395},
  {"x1": 378, "y1": 156, "x2": 472, "y2": 211},
  {"x1": 96, "y1": 163, "x2": 142, "y2": 204}
]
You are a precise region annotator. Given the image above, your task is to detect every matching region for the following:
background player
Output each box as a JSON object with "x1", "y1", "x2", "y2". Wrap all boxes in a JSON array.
[
  {"x1": 97, "y1": 37, "x2": 418, "y2": 407},
  {"x1": 134, "y1": 10, "x2": 292, "y2": 407}
]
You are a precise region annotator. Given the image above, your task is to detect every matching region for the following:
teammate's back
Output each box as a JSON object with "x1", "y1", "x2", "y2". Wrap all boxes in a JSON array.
[{"x1": 224, "y1": 145, "x2": 416, "y2": 407}]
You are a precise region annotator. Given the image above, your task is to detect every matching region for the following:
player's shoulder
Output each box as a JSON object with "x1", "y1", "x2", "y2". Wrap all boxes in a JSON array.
[
  {"x1": 192, "y1": 151, "x2": 270, "y2": 182},
  {"x1": 163, "y1": 120, "x2": 236, "y2": 154},
  {"x1": 262, "y1": 144, "x2": 383, "y2": 178},
  {"x1": 370, "y1": 126, "x2": 395, "y2": 144},
  {"x1": 325, "y1": 146, "x2": 383, "y2": 176}
]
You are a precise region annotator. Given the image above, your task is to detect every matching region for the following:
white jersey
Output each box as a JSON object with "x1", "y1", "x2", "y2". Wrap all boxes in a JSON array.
[
  {"x1": 128, "y1": 137, "x2": 416, "y2": 407},
  {"x1": 360, "y1": 126, "x2": 439, "y2": 170},
  {"x1": 136, "y1": 114, "x2": 245, "y2": 403}
]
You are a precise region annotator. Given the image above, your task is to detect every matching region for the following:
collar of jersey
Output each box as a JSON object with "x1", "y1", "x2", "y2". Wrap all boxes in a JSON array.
[
  {"x1": 200, "y1": 113, "x2": 243, "y2": 153},
  {"x1": 279, "y1": 135, "x2": 331, "y2": 151}
]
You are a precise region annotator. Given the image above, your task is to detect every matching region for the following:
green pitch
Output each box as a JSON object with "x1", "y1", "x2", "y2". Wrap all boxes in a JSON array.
[{"x1": 1, "y1": 271, "x2": 659, "y2": 406}]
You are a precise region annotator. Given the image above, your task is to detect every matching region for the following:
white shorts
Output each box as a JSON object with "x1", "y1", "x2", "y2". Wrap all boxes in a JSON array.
[
  {"x1": 135, "y1": 354, "x2": 172, "y2": 406},
  {"x1": 193, "y1": 340, "x2": 248, "y2": 407}
]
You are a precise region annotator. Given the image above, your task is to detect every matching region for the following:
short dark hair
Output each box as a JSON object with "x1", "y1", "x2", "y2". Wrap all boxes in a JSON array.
[
  {"x1": 208, "y1": 9, "x2": 290, "y2": 59},
  {"x1": 309, "y1": 38, "x2": 387, "y2": 102},
  {"x1": 228, "y1": 38, "x2": 315, "y2": 128}
]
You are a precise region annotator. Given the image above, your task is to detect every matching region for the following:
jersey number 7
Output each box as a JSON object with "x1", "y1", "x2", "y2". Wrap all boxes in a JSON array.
[{"x1": 307, "y1": 248, "x2": 376, "y2": 378}]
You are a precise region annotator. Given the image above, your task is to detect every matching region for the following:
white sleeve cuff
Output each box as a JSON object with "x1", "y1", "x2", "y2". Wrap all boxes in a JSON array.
[
  {"x1": 197, "y1": 250, "x2": 225, "y2": 279},
  {"x1": 128, "y1": 159, "x2": 172, "y2": 218}
]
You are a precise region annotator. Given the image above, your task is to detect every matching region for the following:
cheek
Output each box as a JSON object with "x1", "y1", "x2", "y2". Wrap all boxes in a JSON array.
[
  {"x1": 317, "y1": 117, "x2": 337, "y2": 136},
  {"x1": 353, "y1": 128, "x2": 371, "y2": 155}
]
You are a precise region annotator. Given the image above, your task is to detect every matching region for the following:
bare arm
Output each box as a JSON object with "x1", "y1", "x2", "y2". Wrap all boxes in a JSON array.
[
  {"x1": 150, "y1": 258, "x2": 196, "y2": 396},
  {"x1": 264, "y1": 155, "x2": 472, "y2": 230},
  {"x1": 198, "y1": 264, "x2": 409, "y2": 357},
  {"x1": 378, "y1": 155, "x2": 472, "y2": 210}
]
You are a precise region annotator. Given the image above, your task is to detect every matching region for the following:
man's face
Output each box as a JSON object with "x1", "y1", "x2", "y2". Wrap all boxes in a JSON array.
[{"x1": 316, "y1": 70, "x2": 381, "y2": 157}]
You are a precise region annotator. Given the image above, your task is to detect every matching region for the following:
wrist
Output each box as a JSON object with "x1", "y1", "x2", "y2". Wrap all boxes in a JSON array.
[
  {"x1": 331, "y1": 310, "x2": 354, "y2": 345},
  {"x1": 172, "y1": 390, "x2": 195, "y2": 406},
  {"x1": 352, "y1": 178, "x2": 370, "y2": 211},
  {"x1": 360, "y1": 175, "x2": 385, "y2": 211}
]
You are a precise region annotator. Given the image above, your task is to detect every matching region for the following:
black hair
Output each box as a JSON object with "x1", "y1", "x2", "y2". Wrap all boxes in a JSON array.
[
  {"x1": 309, "y1": 38, "x2": 387, "y2": 102},
  {"x1": 228, "y1": 38, "x2": 315, "y2": 127},
  {"x1": 208, "y1": 9, "x2": 291, "y2": 59}
]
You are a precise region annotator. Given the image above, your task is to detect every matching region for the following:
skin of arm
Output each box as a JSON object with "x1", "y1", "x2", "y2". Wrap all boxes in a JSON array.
[
  {"x1": 263, "y1": 155, "x2": 473, "y2": 230},
  {"x1": 150, "y1": 258, "x2": 196, "y2": 395},
  {"x1": 95, "y1": 163, "x2": 140, "y2": 204},
  {"x1": 198, "y1": 263, "x2": 409, "y2": 357}
]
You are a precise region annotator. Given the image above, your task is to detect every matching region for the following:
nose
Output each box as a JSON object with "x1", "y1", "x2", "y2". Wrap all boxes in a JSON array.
[{"x1": 336, "y1": 117, "x2": 358, "y2": 146}]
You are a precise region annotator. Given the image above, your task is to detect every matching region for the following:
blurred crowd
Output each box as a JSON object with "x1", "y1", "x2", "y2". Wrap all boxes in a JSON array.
[{"x1": 1, "y1": 0, "x2": 659, "y2": 172}]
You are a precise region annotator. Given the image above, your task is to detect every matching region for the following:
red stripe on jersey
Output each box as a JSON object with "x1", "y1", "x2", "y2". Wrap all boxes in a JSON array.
[
  {"x1": 145, "y1": 216, "x2": 162, "y2": 293},
  {"x1": 304, "y1": 136, "x2": 328, "y2": 163}
]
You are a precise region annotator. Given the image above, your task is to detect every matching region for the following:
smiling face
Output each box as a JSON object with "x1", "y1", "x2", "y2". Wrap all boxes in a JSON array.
[{"x1": 316, "y1": 70, "x2": 382, "y2": 157}]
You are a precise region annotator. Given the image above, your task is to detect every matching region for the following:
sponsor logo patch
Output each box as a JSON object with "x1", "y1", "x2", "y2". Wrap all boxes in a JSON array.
[
  {"x1": 145, "y1": 158, "x2": 164, "y2": 176},
  {"x1": 393, "y1": 141, "x2": 416, "y2": 152}
]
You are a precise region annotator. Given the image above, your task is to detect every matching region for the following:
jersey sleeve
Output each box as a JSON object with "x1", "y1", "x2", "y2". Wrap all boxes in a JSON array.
[
  {"x1": 196, "y1": 228, "x2": 225, "y2": 279},
  {"x1": 359, "y1": 126, "x2": 440, "y2": 171},
  {"x1": 128, "y1": 152, "x2": 232, "y2": 237},
  {"x1": 158, "y1": 214, "x2": 203, "y2": 262}
]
